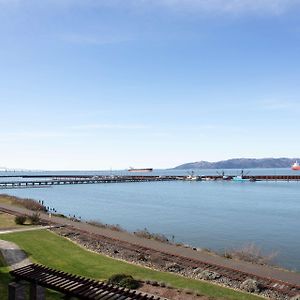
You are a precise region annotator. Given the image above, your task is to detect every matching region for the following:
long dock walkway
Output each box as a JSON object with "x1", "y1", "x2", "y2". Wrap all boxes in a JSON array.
[
  {"x1": 0, "y1": 175, "x2": 184, "y2": 189},
  {"x1": 1, "y1": 203, "x2": 300, "y2": 288},
  {"x1": 0, "y1": 174, "x2": 300, "y2": 189}
]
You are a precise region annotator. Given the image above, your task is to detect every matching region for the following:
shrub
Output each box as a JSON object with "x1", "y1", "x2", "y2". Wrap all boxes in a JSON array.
[
  {"x1": 1, "y1": 194, "x2": 46, "y2": 211},
  {"x1": 28, "y1": 213, "x2": 41, "y2": 225},
  {"x1": 134, "y1": 228, "x2": 169, "y2": 243},
  {"x1": 87, "y1": 221, "x2": 106, "y2": 228},
  {"x1": 149, "y1": 280, "x2": 159, "y2": 286},
  {"x1": 223, "y1": 243, "x2": 277, "y2": 265},
  {"x1": 15, "y1": 215, "x2": 26, "y2": 225},
  {"x1": 119, "y1": 277, "x2": 140, "y2": 289},
  {"x1": 107, "y1": 224, "x2": 125, "y2": 232},
  {"x1": 87, "y1": 221, "x2": 126, "y2": 232},
  {"x1": 107, "y1": 274, "x2": 140, "y2": 289}
]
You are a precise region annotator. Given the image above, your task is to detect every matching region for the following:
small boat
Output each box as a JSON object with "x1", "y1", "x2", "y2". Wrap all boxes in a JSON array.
[
  {"x1": 185, "y1": 171, "x2": 201, "y2": 181},
  {"x1": 128, "y1": 167, "x2": 153, "y2": 172},
  {"x1": 291, "y1": 161, "x2": 300, "y2": 171},
  {"x1": 185, "y1": 175, "x2": 201, "y2": 181},
  {"x1": 232, "y1": 175, "x2": 250, "y2": 182}
]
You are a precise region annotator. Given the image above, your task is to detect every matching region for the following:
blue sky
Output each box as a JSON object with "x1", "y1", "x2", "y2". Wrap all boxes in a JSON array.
[{"x1": 0, "y1": 0, "x2": 300, "y2": 170}]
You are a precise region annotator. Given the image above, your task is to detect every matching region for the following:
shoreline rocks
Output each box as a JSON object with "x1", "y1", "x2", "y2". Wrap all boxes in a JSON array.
[{"x1": 49, "y1": 227, "x2": 293, "y2": 300}]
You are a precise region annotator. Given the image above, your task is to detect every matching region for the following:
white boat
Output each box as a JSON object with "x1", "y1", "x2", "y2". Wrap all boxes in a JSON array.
[
  {"x1": 185, "y1": 171, "x2": 201, "y2": 181},
  {"x1": 186, "y1": 175, "x2": 201, "y2": 181}
]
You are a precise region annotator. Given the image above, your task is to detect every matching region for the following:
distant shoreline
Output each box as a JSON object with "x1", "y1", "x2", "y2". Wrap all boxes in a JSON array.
[{"x1": 173, "y1": 157, "x2": 300, "y2": 170}]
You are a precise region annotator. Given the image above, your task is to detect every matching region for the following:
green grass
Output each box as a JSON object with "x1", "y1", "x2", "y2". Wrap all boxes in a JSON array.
[
  {"x1": 0, "y1": 230, "x2": 262, "y2": 300},
  {"x1": 0, "y1": 213, "x2": 21, "y2": 228},
  {"x1": 0, "y1": 252, "x2": 11, "y2": 299},
  {"x1": 0, "y1": 212, "x2": 35, "y2": 229}
]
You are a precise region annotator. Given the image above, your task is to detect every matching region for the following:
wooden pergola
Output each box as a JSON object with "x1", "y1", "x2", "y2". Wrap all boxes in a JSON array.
[{"x1": 9, "y1": 264, "x2": 163, "y2": 300}]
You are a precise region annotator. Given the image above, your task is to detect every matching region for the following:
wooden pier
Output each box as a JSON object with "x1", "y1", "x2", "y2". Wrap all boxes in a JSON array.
[
  {"x1": 0, "y1": 174, "x2": 299, "y2": 189},
  {"x1": 0, "y1": 175, "x2": 185, "y2": 189},
  {"x1": 203, "y1": 175, "x2": 300, "y2": 181}
]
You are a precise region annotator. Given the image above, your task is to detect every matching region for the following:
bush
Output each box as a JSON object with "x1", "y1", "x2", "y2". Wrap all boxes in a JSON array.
[
  {"x1": 87, "y1": 221, "x2": 126, "y2": 232},
  {"x1": 15, "y1": 215, "x2": 26, "y2": 225},
  {"x1": 119, "y1": 277, "x2": 140, "y2": 289},
  {"x1": 28, "y1": 213, "x2": 41, "y2": 225},
  {"x1": 223, "y1": 243, "x2": 277, "y2": 265},
  {"x1": 107, "y1": 274, "x2": 140, "y2": 289},
  {"x1": 134, "y1": 228, "x2": 169, "y2": 243},
  {"x1": 149, "y1": 280, "x2": 159, "y2": 287},
  {"x1": 1, "y1": 194, "x2": 46, "y2": 211}
]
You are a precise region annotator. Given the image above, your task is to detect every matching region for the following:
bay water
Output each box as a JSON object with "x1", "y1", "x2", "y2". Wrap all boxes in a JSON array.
[{"x1": 1, "y1": 168, "x2": 299, "y2": 271}]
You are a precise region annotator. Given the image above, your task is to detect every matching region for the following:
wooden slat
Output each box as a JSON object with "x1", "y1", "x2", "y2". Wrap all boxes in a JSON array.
[{"x1": 10, "y1": 264, "x2": 161, "y2": 300}]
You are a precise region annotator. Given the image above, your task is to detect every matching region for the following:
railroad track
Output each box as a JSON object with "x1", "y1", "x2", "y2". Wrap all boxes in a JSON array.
[
  {"x1": 66, "y1": 226, "x2": 300, "y2": 298},
  {"x1": 1, "y1": 206, "x2": 299, "y2": 298}
]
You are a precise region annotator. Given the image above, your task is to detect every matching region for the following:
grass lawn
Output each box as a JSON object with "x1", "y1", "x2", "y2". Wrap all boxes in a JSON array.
[
  {"x1": 0, "y1": 230, "x2": 262, "y2": 300},
  {"x1": 0, "y1": 212, "x2": 35, "y2": 229},
  {"x1": 0, "y1": 194, "x2": 22, "y2": 206},
  {"x1": 0, "y1": 252, "x2": 11, "y2": 299},
  {"x1": 0, "y1": 212, "x2": 20, "y2": 228}
]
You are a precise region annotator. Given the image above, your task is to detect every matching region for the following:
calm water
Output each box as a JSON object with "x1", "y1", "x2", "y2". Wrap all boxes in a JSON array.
[{"x1": 1, "y1": 169, "x2": 300, "y2": 271}]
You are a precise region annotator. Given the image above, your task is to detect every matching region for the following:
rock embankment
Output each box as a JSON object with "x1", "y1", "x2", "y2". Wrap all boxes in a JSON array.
[{"x1": 50, "y1": 227, "x2": 292, "y2": 300}]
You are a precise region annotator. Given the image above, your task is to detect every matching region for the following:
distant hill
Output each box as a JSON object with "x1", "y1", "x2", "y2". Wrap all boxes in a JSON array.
[{"x1": 174, "y1": 158, "x2": 300, "y2": 169}]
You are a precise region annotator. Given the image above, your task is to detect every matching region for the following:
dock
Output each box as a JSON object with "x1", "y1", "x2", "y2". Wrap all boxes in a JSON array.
[
  {"x1": 0, "y1": 175, "x2": 185, "y2": 189},
  {"x1": 0, "y1": 174, "x2": 300, "y2": 189}
]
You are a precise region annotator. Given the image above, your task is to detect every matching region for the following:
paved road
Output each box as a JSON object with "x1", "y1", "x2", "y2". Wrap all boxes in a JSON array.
[{"x1": 1, "y1": 203, "x2": 300, "y2": 286}]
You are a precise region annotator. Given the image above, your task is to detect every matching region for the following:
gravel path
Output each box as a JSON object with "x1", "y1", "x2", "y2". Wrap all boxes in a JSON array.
[{"x1": 0, "y1": 239, "x2": 31, "y2": 270}]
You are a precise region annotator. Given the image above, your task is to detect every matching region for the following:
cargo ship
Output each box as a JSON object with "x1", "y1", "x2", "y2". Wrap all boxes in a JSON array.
[
  {"x1": 291, "y1": 161, "x2": 300, "y2": 171},
  {"x1": 128, "y1": 167, "x2": 153, "y2": 172}
]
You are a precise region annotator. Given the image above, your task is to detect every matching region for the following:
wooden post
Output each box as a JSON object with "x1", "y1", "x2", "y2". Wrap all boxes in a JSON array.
[
  {"x1": 29, "y1": 283, "x2": 45, "y2": 300},
  {"x1": 8, "y1": 282, "x2": 26, "y2": 300}
]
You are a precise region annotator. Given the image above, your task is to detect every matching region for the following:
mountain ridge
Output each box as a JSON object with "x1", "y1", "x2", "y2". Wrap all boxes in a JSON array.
[{"x1": 174, "y1": 158, "x2": 300, "y2": 169}]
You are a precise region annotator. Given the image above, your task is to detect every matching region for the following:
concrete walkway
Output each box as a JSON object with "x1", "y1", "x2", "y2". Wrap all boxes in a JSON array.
[
  {"x1": 1, "y1": 203, "x2": 300, "y2": 286},
  {"x1": 0, "y1": 239, "x2": 31, "y2": 270},
  {"x1": 0, "y1": 225, "x2": 53, "y2": 235}
]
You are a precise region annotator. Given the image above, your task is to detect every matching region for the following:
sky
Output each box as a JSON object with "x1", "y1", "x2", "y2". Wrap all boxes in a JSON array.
[{"x1": 0, "y1": 0, "x2": 300, "y2": 170}]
